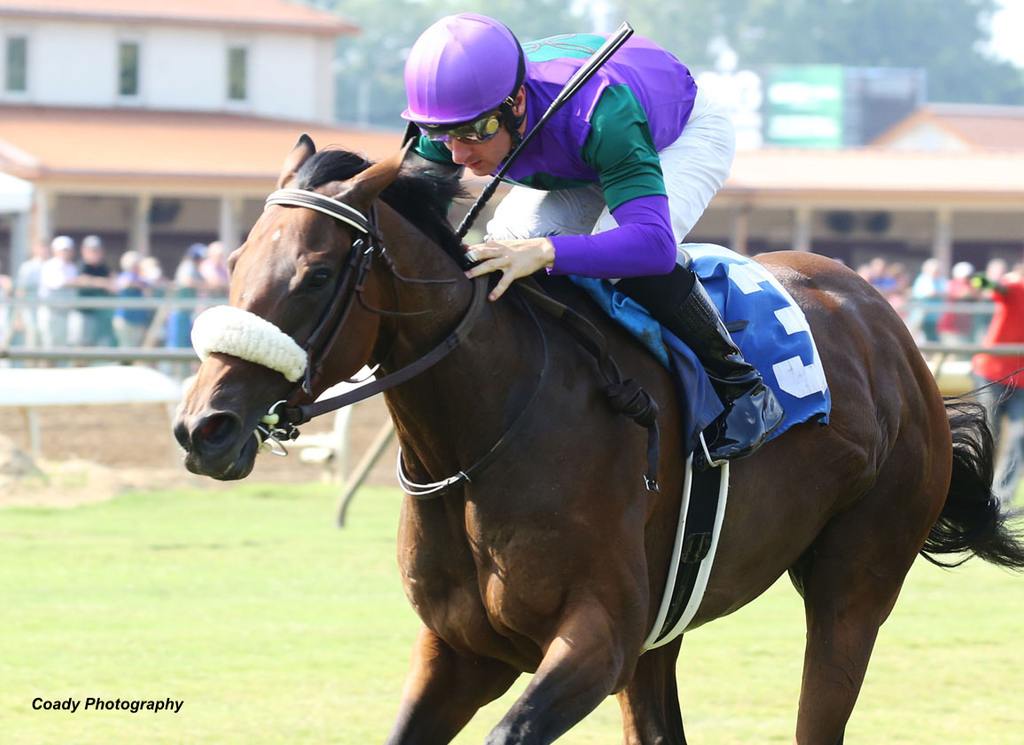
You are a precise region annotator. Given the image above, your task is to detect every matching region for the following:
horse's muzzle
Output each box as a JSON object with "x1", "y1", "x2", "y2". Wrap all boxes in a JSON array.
[{"x1": 175, "y1": 410, "x2": 256, "y2": 480}]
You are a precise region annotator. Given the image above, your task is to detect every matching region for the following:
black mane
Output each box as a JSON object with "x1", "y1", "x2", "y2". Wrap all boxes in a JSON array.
[{"x1": 294, "y1": 148, "x2": 466, "y2": 260}]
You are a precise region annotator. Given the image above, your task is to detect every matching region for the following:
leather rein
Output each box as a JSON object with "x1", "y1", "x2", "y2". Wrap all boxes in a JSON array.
[{"x1": 255, "y1": 187, "x2": 660, "y2": 494}]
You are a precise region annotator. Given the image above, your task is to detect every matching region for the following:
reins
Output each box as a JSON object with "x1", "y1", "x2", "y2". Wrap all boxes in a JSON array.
[
  {"x1": 259, "y1": 187, "x2": 489, "y2": 439},
  {"x1": 251, "y1": 184, "x2": 661, "y2": 493},
  {"x1": 396, "y1": 293, "x2": 550, "y2": 498},
  {"x1": 516, "y1": 281, "x2": 661, "y2": 491}
]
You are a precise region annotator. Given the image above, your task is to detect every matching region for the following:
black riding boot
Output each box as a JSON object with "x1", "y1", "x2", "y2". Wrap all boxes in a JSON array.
[{"x1": 618, "y1": 263, "x2": 784, "y2": 466}]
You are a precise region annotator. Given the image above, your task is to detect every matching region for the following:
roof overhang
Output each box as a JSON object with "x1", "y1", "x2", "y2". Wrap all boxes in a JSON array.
[
  {"x1": 0, "y1": 171, "x2": 33, "y2": 212},
  {"x1": 0, "y1": 105, "x2": 403, "y2": 193},
  {"x1": 0, "y1": 1, "x2": 357, "y2": 36},
  {"x1": 722, "y1": 147, "x2": 1024, "y2": 207},
  {"x1": 4, "y1": 106, "x2": 1024, "y2": 208}
]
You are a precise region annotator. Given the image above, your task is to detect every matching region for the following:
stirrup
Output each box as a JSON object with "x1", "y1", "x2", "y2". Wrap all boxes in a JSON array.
[{"x1": 697, "y1": 431, "x2": 728, "y2": 470}]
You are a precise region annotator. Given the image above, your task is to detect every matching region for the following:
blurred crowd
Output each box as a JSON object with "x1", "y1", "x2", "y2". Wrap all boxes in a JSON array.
[
  {"x1": 853, "y1": 255, "x2": 1024, "y2": 345},
  {"x1": 0, "y1": 234, "x2": 229, "y2": 354},
  {"x1": 858, "y1": 254, "x2": 1024, "y2": 504},
  {"x1": 1, "y1": 243, "x2": 1020, "y2": 502}
]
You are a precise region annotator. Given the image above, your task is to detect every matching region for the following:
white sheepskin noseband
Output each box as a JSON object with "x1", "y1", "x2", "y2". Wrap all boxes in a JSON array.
[{"x1": 191, "y1": 305, "x2": 308, "y2": 383}]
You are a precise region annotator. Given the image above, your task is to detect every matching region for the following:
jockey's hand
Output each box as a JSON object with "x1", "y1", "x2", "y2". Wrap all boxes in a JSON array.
[{"x1": 464, "y1": 238, "x2": 555, "y2": 302}]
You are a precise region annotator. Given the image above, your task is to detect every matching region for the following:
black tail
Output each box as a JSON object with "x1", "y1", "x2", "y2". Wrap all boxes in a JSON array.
[{"x1": 920, "y1": 399, "x2": 1024, "y2": 570}]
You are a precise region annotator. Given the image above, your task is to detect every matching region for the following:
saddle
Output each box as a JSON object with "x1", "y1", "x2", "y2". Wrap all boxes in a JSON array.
[{"x1": 567, "y1": 244, "x2": 831, "y2": 459}]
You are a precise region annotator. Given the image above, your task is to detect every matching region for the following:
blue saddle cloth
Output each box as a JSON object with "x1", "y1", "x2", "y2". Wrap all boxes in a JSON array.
[{"x1": 570, "y1": 244, "x2": 831, "y2": 457}]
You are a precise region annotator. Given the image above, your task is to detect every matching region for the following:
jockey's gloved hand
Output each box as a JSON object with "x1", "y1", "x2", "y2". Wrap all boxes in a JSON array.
[{"x1": 464, "y1": 238, "x2": 556, "y2": 301}]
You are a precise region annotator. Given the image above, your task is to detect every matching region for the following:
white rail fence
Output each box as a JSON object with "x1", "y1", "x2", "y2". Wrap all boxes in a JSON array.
[{"x1": 2, "y1": 297, "x2": 1021, "y2": 525}]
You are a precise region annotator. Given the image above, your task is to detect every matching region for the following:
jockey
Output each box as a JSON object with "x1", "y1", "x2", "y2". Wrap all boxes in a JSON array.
[{"x1": 401, "y1": 13, "x2": 783, "y2": 464}]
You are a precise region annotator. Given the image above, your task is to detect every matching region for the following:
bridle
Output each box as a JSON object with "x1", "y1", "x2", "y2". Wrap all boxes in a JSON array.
[
  {"x1": 237, "y1": 183, "x2": 659, "y2": 494},
  {"x1": 252, "y1": 186, "x2": 549, "y2": 497},
  {"x1": 259, "y1": 186, "x2": 488, "y2": 426}
]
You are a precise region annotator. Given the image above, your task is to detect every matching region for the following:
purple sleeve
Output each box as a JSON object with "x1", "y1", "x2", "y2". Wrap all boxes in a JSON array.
[{"x1": 547, "y1": 194, "x2": 676, "y2": 278}]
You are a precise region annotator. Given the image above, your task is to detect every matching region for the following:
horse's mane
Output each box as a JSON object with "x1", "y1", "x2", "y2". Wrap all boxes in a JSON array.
[{"x1": 295, "y1": 148, "x2": 466, "y2": 261}]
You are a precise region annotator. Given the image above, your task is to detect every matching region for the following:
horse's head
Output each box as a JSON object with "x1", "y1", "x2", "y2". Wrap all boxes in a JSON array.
[{"x1": 174, "y1": 135, "x2": 406, "y2": 479}]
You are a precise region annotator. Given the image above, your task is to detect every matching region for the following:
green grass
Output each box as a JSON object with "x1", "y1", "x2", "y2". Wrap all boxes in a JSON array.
[{"x1": 1, "y1": 484, "x2": 1022, "y2": 744}]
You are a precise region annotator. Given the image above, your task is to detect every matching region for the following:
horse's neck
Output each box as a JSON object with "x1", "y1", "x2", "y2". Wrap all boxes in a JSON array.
[{"x1": 372, "y1": 207, "x2": 539, "y2": 484}]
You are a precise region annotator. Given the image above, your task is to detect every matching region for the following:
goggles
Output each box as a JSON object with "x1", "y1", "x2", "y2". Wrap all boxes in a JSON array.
[{"x1": 418, "y1": 110, "x2": 503, "y2": 144}]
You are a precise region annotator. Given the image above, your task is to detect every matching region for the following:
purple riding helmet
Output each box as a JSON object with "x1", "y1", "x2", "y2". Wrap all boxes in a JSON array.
[{"x1": 402, "y1": 13, "x2": 525, "y2": 127}]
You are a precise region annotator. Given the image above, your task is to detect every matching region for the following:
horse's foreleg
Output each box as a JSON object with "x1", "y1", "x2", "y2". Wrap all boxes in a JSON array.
[
  {"x1": 385, "y1": 626, "x2": 520, "y2": 745},
  {"x1": 485, "y1": 601, "x2": 640, "y2": 745},
  {"x1": 616, "y1": 637, "x2": 687, "y2": 745}
]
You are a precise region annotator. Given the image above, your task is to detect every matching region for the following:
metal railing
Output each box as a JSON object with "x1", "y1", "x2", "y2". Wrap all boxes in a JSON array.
[
  {"x1": 1, "y1": 298, "x2": 1021, "y2": 369},
  {"x1": 0, "y1": 346, "x2": 198, "y2": 362},
  {"x1": 0, "y1": 294, "x2": 226, "y2": 360},
  {"x1": 3, "y1": 295, "x2": 225, "y2": 310}
]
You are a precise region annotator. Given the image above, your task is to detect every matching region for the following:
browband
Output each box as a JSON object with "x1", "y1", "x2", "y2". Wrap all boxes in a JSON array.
[{"x1": 265, "y1": 189, "x2": 377, "y2": 237}]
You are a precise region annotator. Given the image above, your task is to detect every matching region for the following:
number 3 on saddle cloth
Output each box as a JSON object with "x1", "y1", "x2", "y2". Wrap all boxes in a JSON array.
[{"x1": 570, "y1": 244, "x2": 832, "y2": 460}]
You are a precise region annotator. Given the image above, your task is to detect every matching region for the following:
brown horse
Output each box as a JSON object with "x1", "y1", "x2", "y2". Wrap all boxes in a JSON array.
[{"x1": 175, "y1": 137, "x2": 1024, "y2": 745}]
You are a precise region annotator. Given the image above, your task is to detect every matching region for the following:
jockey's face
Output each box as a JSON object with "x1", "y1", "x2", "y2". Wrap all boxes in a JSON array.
[{"x1": 445, "y1": 88, "x2": 526, "y2": 177}]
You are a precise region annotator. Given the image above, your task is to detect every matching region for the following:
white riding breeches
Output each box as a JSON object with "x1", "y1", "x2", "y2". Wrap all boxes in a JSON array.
[{"x1": 486, "y1": 86, "x2": 736, "y2": 247}]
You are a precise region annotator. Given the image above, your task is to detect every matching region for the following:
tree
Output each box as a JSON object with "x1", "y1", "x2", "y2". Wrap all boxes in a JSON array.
[
  {"x1": 310, "y1": 0, "x2": 582, "y2": 127},
  {"x1": 609, "y1": 0, "x2": 1024, "y2": 104}
]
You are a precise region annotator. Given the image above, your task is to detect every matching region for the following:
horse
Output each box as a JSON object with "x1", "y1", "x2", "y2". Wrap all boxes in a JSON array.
[{"x1": 174, "y1": 136, "x2": 1024, "y2": 745}]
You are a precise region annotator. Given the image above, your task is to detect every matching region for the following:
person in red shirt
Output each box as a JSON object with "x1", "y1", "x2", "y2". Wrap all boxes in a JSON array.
[
  {"x1": 938, "y1": 261, "x2": 979, "y2": 344},
  {"x1": 972, "y1": 265, "x2": 1024, "y2": 505}
]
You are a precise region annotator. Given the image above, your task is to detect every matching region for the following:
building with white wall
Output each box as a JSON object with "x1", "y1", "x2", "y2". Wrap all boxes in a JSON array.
[
  {"x1": 0, "y1": 0, "x2": 346, "y2": 120},
  {"x1": 687, "y1": 103, "x2": 1024, "y2": 273},
  {"x1": 1, "y1": 4, "x2": 1022, "y2": 287},
  {"x1": 0, "y1": 0, "x2": 403, "y2": 276}
]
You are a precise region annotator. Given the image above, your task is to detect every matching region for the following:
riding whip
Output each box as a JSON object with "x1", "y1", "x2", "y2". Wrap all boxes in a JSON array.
[{"x1": 455, "y1": 21, "x2": 635, "y2": 239}]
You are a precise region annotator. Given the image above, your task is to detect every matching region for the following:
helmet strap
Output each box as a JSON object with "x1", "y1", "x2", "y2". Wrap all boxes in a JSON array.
[
  {"x1": 500, "y1": 38, "x2": 527, "y2": 149},
  {"x1": 499, "y1": 95, "x2": 526, "y2": 149}
]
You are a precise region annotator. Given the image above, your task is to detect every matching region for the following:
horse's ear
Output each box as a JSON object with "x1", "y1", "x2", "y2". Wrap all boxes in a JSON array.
[
  {"x1": 277, "y1": 133, "x2": 317, "y2": 189},
  {"x1": 333, "y1": 144, "x2": 411, "y2": 209}
]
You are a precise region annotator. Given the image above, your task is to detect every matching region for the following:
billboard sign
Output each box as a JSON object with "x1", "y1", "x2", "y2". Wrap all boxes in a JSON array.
[{"x1": 764, "y1": 65, "x2": 844, "y2": 148}]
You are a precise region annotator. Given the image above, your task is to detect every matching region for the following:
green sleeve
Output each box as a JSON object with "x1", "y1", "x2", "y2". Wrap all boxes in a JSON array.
[
  {"x1": 412, "y1": 135, "x2": 455, "y2": 165},
  {"x1": 581, "y1": 85, "x2": 666, "y2": 211}
]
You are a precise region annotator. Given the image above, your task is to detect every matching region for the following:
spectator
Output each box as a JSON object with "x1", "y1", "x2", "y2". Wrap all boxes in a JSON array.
[
  {"x1": 865, "y1": 257, "x2": 898, "y2": 296},
  {"x1": 909, "y1": 258, "x2": 946, "y2": 343},
  {"x1": 975, "y1": 258, "x2": 1008, "y2": 339},
  {"x1": 75, "y1": 235, "x2": 117, "y2": 348},
  {"x1": 166, "y1": 243, "x2": 205, "y2": 349},
  {"x1": 12, "y1": 240, "x2": 50, "y2": 351},
  {"x1": 112, "y1": 250, "x2": 152, "y2": 348},
  {"x1": 199, "y1": 240, "x2": 230, "y2": 296},
  {"x1": 882, "y1": 261, "x2": 910, "y2": 316},
  {"x1": 0, "y1": 259, "x2": 11, "y2": 347},
  {"x1": 139, "y1": 256, "x2": 165, "y2": 287},
  {"x1": 937, "y1": 261, "x2": 978, "y2": 346},
  {"x1": 38, "y1": 235, "x2": 79, "y2": 349},
  {"x1": 858, "y1": 257, "x2": 886, "y2": 290},
  {"x1": 139, "y1": 256, "x2": 167, "y2": 346},
  {"x1": 972, "y1": 264, "x2": 1024, "y2": 505}
]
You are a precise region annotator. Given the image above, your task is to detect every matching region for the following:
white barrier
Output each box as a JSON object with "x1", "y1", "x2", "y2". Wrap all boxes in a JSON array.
[{"x1": 0, "y1": 365, "x2": 183, "y2": 457}]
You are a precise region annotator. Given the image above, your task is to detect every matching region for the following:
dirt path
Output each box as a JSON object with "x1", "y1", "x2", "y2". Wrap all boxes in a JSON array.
[{"x1": 1, "y1": 397, "x2": 398, "y2": 507}]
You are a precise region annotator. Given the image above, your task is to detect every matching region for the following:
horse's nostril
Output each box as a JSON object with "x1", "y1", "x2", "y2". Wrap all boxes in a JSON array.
[
  {"x1": 174, "y1": 420, "x2": 191, "y2": 451},
  {"x1": 191, "y1": 412, "x2": 243, "y2": 456}
]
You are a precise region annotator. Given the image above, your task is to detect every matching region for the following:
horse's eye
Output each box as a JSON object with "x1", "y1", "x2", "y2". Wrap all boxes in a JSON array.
[{"x1": 306, "y1": 267, "x2": 333, "y2": 289}]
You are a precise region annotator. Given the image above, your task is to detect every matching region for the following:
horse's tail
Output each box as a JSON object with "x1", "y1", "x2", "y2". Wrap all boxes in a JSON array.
[{"x1": 920, "y1": 398, "x2": 1024, "y2": 570}]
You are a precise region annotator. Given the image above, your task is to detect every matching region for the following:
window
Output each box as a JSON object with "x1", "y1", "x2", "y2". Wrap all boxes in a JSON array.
[
  {"x1": 227, "y1": 46, "x2": 247, "y2": 101},
  {"x1": 118, "y1": 41, "x2": 140, "y2": 96},
  {"x1": 5, "y1": 36, "x2": 27, "y2": 92}
]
